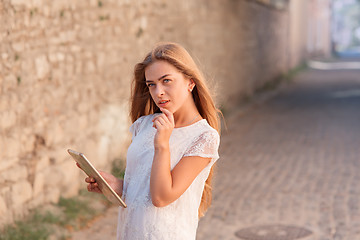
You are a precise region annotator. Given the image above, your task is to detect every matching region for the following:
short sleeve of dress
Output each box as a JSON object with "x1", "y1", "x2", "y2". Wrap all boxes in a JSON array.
[
  {"x1": 183, "y1": 130, "x2": 220, "y2": 165},
  {"x1": 129, "y1": 115, "x2": 147, "y2": 139}
]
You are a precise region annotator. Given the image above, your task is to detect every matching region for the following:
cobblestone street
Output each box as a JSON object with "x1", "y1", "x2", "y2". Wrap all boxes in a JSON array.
[
  {"x1": 197, "y1": 68, "x2": 360, "y2": 240},
  {"x1": 72, "y1": 67, "x2": 360, "y2": 240}
]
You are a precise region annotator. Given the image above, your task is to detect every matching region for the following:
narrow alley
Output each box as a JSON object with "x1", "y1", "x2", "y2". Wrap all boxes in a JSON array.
[{"x1": 197, "y1": 67, "x2": 360, "y2": 240}]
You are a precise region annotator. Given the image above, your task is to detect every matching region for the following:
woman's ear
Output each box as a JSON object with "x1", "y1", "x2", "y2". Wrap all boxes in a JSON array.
[{"x1": 188, "y1": 79, "x2": 196, "y2": 92}]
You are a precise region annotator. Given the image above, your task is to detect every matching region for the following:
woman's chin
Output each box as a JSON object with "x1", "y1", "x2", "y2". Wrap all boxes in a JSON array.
[{"x1": 158, "y1": 106, "x2": 175, "y2": 114}]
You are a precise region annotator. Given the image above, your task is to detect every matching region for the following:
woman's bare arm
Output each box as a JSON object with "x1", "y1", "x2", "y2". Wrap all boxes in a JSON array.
[
  {"x1": 150, "y1": 108, "x2": 210, "y2": 207},
  {"x1": 150, "y1": 151, "x2": 210, "y2": 207}
]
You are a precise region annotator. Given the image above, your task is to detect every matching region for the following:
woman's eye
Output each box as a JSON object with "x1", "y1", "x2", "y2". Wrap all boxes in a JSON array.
[
  {"x1": 163, "y1": 79, "x2": 171, "y2": 83},
  {"x1": 147, "y1": 83, "x2": 155, "y2": 87}
]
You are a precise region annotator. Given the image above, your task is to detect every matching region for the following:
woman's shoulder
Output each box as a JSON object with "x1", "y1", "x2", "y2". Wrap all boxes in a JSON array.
[
  {"x1": 129, "y1": 114, "x2": 158, "y2": 136},
  {"x1": 181, "y1": 119, "x2": 220, "y2": 144},
  {"x1": 200, "y1": 121, "x2": 219, "y2": 142},
  {"x1": 196, "y1": 119, "x2": 219, "y2": 136},
  {"x1": 135, "y1": 113, "x2": 160, "y2": 124},
  {"x1": 182, "y1": 119, "x2": 220, "y2": 160},
  {"x1": 135, "y1": 113, "x2": 157, "y2": 123}
]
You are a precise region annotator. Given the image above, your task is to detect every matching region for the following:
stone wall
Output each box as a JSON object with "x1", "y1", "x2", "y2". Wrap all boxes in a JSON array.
[
  {"x1": 0, "y1": 0, "x2": 323, "y2": 226},
  {"x1": 288, "y1": 0, "x2": 331, "y2": 68}
]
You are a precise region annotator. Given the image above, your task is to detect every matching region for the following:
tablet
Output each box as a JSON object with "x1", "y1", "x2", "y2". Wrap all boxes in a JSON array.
[{"x1": 67, "y1": 149, "x2": 127, "y2": 208}]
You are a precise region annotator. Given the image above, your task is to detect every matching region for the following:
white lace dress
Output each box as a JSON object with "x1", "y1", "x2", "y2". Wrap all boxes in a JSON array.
[{"x1": 116, "y1": 114, "x2": 220, "y2": 240}]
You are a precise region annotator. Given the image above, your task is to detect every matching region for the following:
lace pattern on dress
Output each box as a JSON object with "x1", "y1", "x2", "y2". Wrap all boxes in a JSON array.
[
  {"x1": 129, "y1": 115, "x2": 147, "y2": 138},
  {"x1": 183, "y1": 130, "x2": 220, "y2": 165}
]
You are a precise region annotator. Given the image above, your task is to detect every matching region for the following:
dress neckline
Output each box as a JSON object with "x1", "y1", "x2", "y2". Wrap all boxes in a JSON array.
[{"x1": 173, "y1": 118, "x2": 206, "y2": 130}]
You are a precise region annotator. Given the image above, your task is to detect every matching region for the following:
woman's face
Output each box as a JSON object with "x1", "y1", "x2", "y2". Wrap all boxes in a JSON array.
[{"x1": 144, "y1": 60, "x2": 194, "y2": 114}]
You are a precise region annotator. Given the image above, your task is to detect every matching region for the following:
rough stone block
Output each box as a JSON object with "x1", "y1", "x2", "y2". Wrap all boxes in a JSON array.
[
  {"x1": 10, "y1": 0, "x2": 32, "y2": 7},
  {"x1": 43, "y1": 166, "x2": 64, "y2": 188},
  {"x1": 11, "y1": 205, "x2": 29, "y2": 221},
  {"x1": 0, "y1": 185, "x2": 11, "y2": 206},
  {"x1": 49, "y1": 36, "x2": 62, "y2": 45},
  {"x1": 99, "y1": 104, "x2": 130, "y2": 160},
  {"x1": 27, "y1": 192, "x2": 45, "y2": 209},
  {"x1": 51, "y1": 0, "x2": 72, "y2": 10},
  {"x1": 44, "y1": 188, "x2": 60, "y2": 204},
  {"x1": 75, "y1": 59, "x2": 83, "y2": 74},
  {"x1": 3, "y1": 74, "x2": 17, "y2": 92},
  {"x1": 49, "y1": 52, "x2": 65, "y2": 63},
  {"x1": 60, "y1": 30, "x2": 76, "y2": 43},
  {"x1": 85, "y1": 60, "x2": 96, "y2": 73},
  {"x1": 0, "y1": 199, "x2": 9, "y2": 226},
  {"x1": 70, "y1": 44, "x2": 81, "y2": 52},
  {"x1": 32, "y1": 0, "x2": 46, "y2": 7},
  {"x1": 0, "y1": 111, "x2": 17, "y2": 130},
  {"x1": 0, "y1": 158, "x2": 19, "y2": 172},
  {"x1": 83, "y1": 139, "x2": 100, "y2": 165},
  {"x1": 1, "y1": 53, "x2": 9, "y2": 60},
  {"x1": 47, "y1": 148, "x2": 70, "y2": 165},
  {"x1": 35, "y1": 154, "x2": 50, "y2": 172},
  {"x1": 33, "y1": 172, "x2": 44, "y2": 196},
  {"x1": 35, "y1": 55, "x2": 50, "y2": 79},
  {"x1": 58, "y1": 160, "x2": 80, "y2": 198},
  {"x1": 0, "y1": 196, "x2": 7, "y2": 216},
  {"x1": 44, "y1": 121, "x2": 64, "y2": 146},
  {"x1": 2, "y1": 137, "x2": 21, "y2": 158},
  {"x1": 0, "y1": 135, "x2": 4, "y2": 160},
  {"x1": 11, "y1": 180, "x2": 32, "y2": 206},
  {"x1": 63, "y1": 111, "x2": 84, "y2": 133},
  {"x1": 21, "y1": 59, "x2": 35, "y2": 79},
  {"x1": 65, "y1": 61, "x2": 74, "y2": 75},
  {"x1": 0, "y1": 164, "x2": 28, "y2": 183},
  {"x1": 20, "y1": 132, "x2": 36, "y2": 153},
  {"x1": 12, "y1": 41, "x2": 25, "y2": 52}
]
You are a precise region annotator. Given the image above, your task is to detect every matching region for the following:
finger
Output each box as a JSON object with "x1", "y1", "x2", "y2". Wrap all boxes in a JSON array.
[
  {"x1": 152, "y1": 114, "x2": 165, "y2": 122},
  {"x1": 85, "y1": 177, "x2": 96, "y2": 183},
  {"x1": 90, "y1": 184, "x2": 102, "y2": 194},
  {"x1": 154, "y1": 119, "x2": 162, "y2": 129},
  {"x1": 153, "y1": 117, "x2": 159, "y2": 128},
  {"x1": 87, "y1": 182, "x2": 100, "y2": 192},
  {"x1": 153, "y1": 114, "x2": 168, "y2": 128},
  {"x1": 76, "y1": 162, "x2": 82, "y2": 170},
  {"x1": 159, "y1": 113, "x2": 173, "y2": 125},
  {"x1": 160, "y1": 108, "x2": 174, "y2": 124},
  {"x1": 155, "y1": 116, "x2": 167, "y2": 125}
]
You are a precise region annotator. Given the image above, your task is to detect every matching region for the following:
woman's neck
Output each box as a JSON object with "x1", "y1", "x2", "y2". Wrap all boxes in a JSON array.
[{"x1": 173, "y1": 101, "x2": 201, "y2": 128}]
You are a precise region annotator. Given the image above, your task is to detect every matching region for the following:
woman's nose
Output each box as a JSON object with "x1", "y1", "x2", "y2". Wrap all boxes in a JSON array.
[{"x1": 155, "y1": 85, "x2": 165, "y2": 97}]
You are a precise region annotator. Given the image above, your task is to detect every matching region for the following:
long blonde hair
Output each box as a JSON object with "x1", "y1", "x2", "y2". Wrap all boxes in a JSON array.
[{"x1": 130, "y1": 42, "x2": 221, "y2": 218}]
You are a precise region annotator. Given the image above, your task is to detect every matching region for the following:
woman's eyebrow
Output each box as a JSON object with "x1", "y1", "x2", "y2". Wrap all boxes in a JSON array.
[{"x1": 145, "y1": 74, "x2": 171, "y2": 82}]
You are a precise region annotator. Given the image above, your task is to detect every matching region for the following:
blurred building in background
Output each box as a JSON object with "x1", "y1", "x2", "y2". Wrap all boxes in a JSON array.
[
  {"x1": 0, "y1": 0, "x2": 332, "y2": 227},
  {"x1": 331, "y1": 0, "x2": 360, "y2": 57}
]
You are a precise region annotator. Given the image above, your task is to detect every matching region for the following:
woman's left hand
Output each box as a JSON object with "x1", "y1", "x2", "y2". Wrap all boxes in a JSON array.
[{"x1": 152, "y1": 108, "x2": 174, "y2": 149}]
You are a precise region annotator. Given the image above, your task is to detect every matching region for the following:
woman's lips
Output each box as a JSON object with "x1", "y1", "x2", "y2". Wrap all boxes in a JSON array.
[{"x1": 158, "y1": 100, "x2": 170, "y2": 107}]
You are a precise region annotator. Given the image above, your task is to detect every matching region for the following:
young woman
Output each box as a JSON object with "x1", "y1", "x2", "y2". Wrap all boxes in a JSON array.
[{"x1": 85, "y1": 42, "x2": 221, "y2": 239}]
